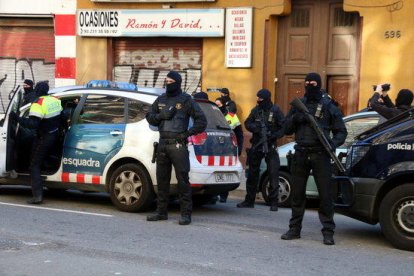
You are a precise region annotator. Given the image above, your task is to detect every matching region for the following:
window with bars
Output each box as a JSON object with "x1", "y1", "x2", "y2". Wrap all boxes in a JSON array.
[
  {"x1": 291, "y1": 8, "x2": 310, "y2": 28},
  {"x1": 334, "y1": 8, "x2": 355, "y2": 27}
]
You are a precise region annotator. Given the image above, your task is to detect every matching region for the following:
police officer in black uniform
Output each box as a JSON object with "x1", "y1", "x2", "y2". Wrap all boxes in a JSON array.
[
  {"x1": 237, "y1": 89, "x2": 285, "y2": 211},
  {"x1": 146, "y1": 71, "x2": 207, "y2": 225},
  {"x1": 281, "y1": 72, "x2": 347, "y2": 245}
]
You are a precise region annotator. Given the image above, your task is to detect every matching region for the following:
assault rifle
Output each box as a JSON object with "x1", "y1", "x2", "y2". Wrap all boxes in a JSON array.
[
  {"x1": 291, "y1": 98, "x2": 346, "y2": 173},
  {"x1": 251, "y1": 110, "x2": 269, "y2": 154}
]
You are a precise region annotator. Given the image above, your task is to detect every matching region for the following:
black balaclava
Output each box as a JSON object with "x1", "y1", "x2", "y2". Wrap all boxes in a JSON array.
[
  {"x1": 221, "y1": 88, "x2": 231, "y2": 104},
  {"x1": 256, "y1": 88, "x2": 273, "y2": 110},
  {"x1": 304, "y1": 72, "x2": 322, "y2": 101},
  {"x1": 395, "y1": 89, "x2": 413, "y2": 107},
  {"x1": 166, "y1": 71, "x2": 182, "y2": 97},
  {"x1": 23, "y1": 79, "x2": 34, "y2": 94},
  {"x1": 34, "y1": 81, "x2": 49, "y2": 97}
]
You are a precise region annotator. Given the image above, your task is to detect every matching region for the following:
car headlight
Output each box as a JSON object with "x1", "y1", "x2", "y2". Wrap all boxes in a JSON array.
[{"x1": 346, "y1": 143, "x2": 371, "y2": 170}]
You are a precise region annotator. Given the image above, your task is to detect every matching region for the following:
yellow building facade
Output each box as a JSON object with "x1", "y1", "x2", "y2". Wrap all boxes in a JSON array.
[{"x1": 76, "y1": 0, "x2": 413, "y2": 121}]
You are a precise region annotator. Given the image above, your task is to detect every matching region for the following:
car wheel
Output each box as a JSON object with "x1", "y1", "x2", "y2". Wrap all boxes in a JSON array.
[
  {"x1": 109, "y1": 163, "x2": 154, "y2": 212},
  {"x1": 261, "y1": 171, "x2": 292, "y2": 207},
  {"x1": 379, "y1": 183, "x2": 414, "y2": 251}
]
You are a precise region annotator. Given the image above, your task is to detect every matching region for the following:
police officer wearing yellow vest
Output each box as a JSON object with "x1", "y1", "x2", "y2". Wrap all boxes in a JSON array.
[
  {"x1": 10, "y1": 81, "x2": 64, "y2": 204},
  {"x1": 215, "y1": 97, "x2": 244, "y2": 202}
]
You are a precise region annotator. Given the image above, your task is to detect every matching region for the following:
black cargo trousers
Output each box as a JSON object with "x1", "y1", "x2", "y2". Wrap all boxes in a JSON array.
[
  {"x1": 245, "y1": 145, "x2": 280, "y2": 206},
  {"x1": 155, "y1": 139, "x2": 192, "y2": 216},
  {"x1": 30, "y1": 130, "x2": 59, "y2": 198},
  {"x1": 289, "y1": 148, "x2": 335, "y2": 234}
]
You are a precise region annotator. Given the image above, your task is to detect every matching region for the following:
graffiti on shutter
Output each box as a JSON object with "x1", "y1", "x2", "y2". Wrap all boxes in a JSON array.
[
  {"x1": 0, "y1": 26, "x2": 55, "y2": 113},
  {"x1": 114, "y1": 38, "x2": 202, "y2": 94}
]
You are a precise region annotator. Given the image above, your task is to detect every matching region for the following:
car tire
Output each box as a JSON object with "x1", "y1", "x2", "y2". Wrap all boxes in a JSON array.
[
  {"x1": 261, "y1": 171, "x2": 292, "y2": 207},
  {"x1": 379, "y1": 183, "x2": 414, "y2": 252},
  {"x1": 109, "y1": 163, "x2": 154, "y2": 212}
]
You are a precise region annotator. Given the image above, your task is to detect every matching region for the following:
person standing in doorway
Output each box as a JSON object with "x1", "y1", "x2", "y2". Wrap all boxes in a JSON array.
[{"x1": 146, "y1": 71, "x2": 207, "y2": 225}]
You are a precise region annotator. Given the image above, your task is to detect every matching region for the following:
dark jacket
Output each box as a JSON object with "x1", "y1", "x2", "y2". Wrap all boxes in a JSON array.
[
  {"x1": 285, "y1": 96, "x2": 347, "y2": 149},
  {"x1": 245, "y1": 104, "x2": 285, "y2": 147},
  {"x1": 146, "y1": 92, "x2": 207, "y2": 138},
  {"x1": 369, "y1": 92, "x2": 411, "y2": 119}
]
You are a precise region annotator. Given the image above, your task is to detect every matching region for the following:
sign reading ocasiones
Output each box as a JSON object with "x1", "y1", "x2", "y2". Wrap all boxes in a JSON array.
[{"x1": 77, "y1": 9, "x2": 225, "y2": 37}]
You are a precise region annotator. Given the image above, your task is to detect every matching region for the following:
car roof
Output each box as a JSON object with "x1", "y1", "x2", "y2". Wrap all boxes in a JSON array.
[{"x1": 51, "y1": 88, "x2": 159, "y2": 105}]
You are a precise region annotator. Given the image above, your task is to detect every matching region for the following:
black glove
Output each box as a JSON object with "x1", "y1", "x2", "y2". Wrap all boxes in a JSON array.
[
  {"x1": 9, "y1": 111, "x2": 19, "y2": 122},
  {"x1": 292, "y1": 112, "x2": 307, "y2": 124},
  {"x1": 157, "y1": 106, "x2": 176, "y2": 120},
  {"x1": 177, "y1": 131, "x2": 190, "y2": 144}
]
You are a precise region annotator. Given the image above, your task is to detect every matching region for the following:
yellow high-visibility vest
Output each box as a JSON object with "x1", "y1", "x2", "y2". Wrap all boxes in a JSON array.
[
  {"x1": 29, "y1": 96, "x2": 62, "y2": 119},
  {"x1": 225, "y1": 112, "x2": 241, "y2": 129}
]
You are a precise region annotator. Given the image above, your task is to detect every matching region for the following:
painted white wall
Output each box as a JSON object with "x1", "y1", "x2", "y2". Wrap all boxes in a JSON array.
[{"x1": 0, "y1": 0, "x2": 75, "y2": 15}]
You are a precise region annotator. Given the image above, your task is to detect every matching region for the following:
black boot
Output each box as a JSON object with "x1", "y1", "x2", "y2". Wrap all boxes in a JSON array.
[
  {"x1": 236, "y1": 200, "x2": 254, "y2": 208},
  {"x1": 179, "y1": 215, "x2": 191, "y2": 225},
  {"x1": 146, "y1": 213, "x2": 168, "y2": 221},
  {"x1": 27, "y1": 196, "x2": 43, "y2": 204},
  {"x1": 269, "y1": 204, "x2": 278, "y2": 211},
  {"x1": 323, "y1": 232, "x2": 335, "y2": 245},
  {"x1": 281, "y1": 229, "x2": 301, "y2": 240}
]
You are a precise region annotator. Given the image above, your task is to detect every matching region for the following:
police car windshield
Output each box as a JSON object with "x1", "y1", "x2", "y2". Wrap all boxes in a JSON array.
[{"x1": 198, "y1": 102, "x2": 231, "y2": 130}]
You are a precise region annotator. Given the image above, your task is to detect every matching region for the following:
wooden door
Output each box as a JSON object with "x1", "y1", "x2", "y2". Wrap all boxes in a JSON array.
[{"x1": 276, "y1": 0, "x2": 361, "y2": 116}]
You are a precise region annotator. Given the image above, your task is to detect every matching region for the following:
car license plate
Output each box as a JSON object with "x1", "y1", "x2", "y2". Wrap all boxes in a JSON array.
[{"x1": 215, "y1": 173, "x2": 234, "y2": 182}]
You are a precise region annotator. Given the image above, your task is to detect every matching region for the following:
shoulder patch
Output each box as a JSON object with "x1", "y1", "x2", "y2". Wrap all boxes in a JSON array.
[{"x1": 37, "y1": 98, "x2": 44, "y2": 105}]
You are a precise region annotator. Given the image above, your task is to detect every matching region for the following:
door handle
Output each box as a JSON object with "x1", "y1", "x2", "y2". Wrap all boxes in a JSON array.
[{"x1": 110, "y1": 130, "x2": 123, "y2": 136}]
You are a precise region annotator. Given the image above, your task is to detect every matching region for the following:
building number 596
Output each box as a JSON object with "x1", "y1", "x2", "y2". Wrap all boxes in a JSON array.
[{"x1": 384, "y1": 30, "x2": 401, "y2": 39}]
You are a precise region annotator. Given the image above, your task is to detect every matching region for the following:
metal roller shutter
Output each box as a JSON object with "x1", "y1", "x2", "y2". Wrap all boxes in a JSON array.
[
  {"x1": 113, "y1": 37, "x2": 202, "y2": 94},
  {"x1": 0, "y1": 18, "x2": 54, "y2": 113}
]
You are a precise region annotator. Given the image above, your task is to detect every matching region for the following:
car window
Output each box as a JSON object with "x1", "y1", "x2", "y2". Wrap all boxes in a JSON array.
[
  {"x1": 127, "y1": 99, "x2": 151, "y2": 123},
  {"x1": 78, "y1": 95, "x2": 125, "y2": 124},
  {"x1": 197, "y1": 102, "x2": 230, "y2": 130},
  {"x1": 343, "y1": 116, "x2": 380, "y2": 147}
]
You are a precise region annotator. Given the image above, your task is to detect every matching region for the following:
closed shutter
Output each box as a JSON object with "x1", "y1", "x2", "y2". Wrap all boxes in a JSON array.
[
  {"x1": 113, "y1": 37, "x2": 202, "y2": 94},
  {"x1": 0, "y1": 17, "x2": 54, "y2": 113}
]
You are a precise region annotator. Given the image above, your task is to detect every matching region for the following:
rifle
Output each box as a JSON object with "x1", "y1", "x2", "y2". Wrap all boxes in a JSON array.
[
  {"x1": 291, "y1": 97, "x2": 346, "y2": 173},
  {"x1": 252, "y1": 110, "x2": 269, "y2": 154}
]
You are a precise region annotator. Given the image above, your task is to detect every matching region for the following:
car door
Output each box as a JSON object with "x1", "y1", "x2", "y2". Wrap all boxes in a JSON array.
[
  {"x1": 0, "y1": 87, "x2": 24, "y2": 177},
  {"x1": 62, "y1": 94, "x2": 126, "y2": 178}
]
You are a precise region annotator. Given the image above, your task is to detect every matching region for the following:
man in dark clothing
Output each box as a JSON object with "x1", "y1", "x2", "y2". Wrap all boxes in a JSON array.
[
  {"x1": 237, "y1": 89, "x2": 285, "y2": 211},
  {"x1": 369, "y1": 88, "x2": 413, "y2": 119},
  {"x1": 146, "y1": 71, "x2": 207, "y2": 225},
  {"x1": 220, "y1": 88, "x2": 237, "y2": 113},
  {"x1": 22, "y1": 79, "x2": 36, "y2": 105},
  {"x1": 10, "y1": 81, "x2": 64, "y2": 204},
  {"x1": 281, "y1": 72, "x2": 347, "y2": 245},
  {"x1": 193, "y1": 91, "x2": 209, "y2": 100}
]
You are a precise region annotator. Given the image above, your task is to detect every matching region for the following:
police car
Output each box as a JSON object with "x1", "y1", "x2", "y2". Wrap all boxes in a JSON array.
[
  {"x1": 335, "y1": 108, "x2": 414, "y2": 251},
  {"x1": 0, "y1": 81, "x2": 243, "y2": 212}
]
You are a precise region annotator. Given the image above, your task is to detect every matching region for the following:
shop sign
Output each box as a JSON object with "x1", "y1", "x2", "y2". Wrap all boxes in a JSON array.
[
  {"x1": 225, "y1": 7, "x2": 253, "y2": 68},
  {"x1": 77, "y1": 9, "x2": 224, "y2": 37}
]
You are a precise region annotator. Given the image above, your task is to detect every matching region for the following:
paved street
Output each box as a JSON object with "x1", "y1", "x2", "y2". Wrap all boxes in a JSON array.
[{"x1": 0, "y1": 186, "x2": 413, "y2": 276}]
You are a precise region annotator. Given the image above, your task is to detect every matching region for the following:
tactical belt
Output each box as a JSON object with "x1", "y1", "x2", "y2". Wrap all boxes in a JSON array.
[{"x1": 295, "y1": 145, "x2": 325, "y2": 153}]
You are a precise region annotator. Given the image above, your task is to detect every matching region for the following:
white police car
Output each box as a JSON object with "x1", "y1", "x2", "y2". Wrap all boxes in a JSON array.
[{"x1": 0, "y1": 81, "x2": 243, "y2": 212}]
